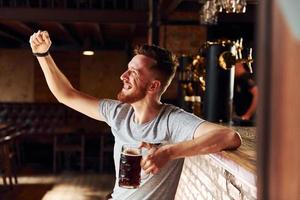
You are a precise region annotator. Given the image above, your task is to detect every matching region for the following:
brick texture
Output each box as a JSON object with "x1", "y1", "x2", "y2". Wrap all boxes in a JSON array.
[
  {"x1": 175, "y1": 155, "x2": 257, "y2": 200},
  {"x1": 160, "y1": 25, "x2": 207, "y2": 55}
]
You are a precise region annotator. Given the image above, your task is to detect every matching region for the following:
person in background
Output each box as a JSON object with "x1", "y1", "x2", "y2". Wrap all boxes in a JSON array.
[
  {"x1": 234, "y1": 60, "x2": 258, "y2": 121},
  {"x1": 29, "y1": 30, "x2": 241, "y2": 200}
]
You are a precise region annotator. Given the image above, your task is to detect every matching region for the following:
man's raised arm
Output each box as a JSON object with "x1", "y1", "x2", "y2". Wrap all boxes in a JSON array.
[{"x1": 29, "y1": 30, "x2": 104, "y2": 121}]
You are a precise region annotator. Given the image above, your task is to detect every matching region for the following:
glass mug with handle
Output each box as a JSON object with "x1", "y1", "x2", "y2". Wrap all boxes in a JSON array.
[{"x1": 118, "y1": 144, "x2": 151, "y2": 189}]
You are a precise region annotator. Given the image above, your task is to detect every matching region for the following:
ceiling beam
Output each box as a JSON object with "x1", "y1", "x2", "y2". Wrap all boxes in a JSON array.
[
  {"x1": 71, "y1": 22, "x2": 89, "y2": 44},
  {"x1": 0, "y1": 20, "x2": 33, "y2": 37},
  {"x1": 89, "y1": 23, "x2": 104, "y2": 47},
  {"x1": 0, "y1": 29, "x2": 24, "y2": 43},
  {"x1": 55, "y1": 22, "x2": 78, "y2": 44},
  {"x1": 0, "y1": 8, "x2": 147, "y2": 24},
  {"x1": 72, "y1": 22, "x2": 105, "y2": 47},
  {"x1": 37, "y1": 22, "x2": 79, "y2": 45}
]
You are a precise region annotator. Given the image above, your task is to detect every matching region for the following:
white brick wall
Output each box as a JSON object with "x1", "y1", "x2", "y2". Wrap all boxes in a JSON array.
[{"x1": 175, "y1": 155, "x2": 257, "y2": 200}]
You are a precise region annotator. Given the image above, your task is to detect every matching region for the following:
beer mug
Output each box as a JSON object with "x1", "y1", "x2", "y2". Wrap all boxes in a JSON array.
[{"x1": 118, "y1": 144, "x2": 149, "y2": 189}]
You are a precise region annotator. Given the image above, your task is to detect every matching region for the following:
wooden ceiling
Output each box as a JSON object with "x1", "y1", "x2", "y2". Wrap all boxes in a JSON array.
[{"x1": 0, "y1": 0, "x2": 257, "y2": 51}]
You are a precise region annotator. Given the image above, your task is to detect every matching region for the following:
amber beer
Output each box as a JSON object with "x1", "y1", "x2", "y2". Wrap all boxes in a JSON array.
[{"x1": 119, "y1": 145, "x2": 143, "y2": 188}]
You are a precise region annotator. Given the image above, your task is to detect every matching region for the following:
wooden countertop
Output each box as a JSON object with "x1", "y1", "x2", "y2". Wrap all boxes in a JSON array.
[{"x1": 210, "y1": 126, "x2": 257, "y2": 187}]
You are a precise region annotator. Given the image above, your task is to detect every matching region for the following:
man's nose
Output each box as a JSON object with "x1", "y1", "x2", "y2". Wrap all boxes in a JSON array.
[{"x1": 120, "y1": 70, "x2": 129, "y2": 80}]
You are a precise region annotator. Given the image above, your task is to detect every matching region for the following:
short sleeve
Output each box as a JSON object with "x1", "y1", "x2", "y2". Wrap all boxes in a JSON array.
[
  {"x1": 167, "y1": 107, "x2": 205, "y2": 143},
  {"x1": 99, "y1": 99, "x2": 123, "y2": 126}
]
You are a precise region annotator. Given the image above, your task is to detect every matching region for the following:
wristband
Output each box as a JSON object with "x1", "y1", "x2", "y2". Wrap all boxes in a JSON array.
[{"x1": 33, "y1": 51, "x2": 49, "y2": 57}]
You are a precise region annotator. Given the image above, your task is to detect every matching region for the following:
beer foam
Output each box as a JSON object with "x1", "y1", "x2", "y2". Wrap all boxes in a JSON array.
[{"x1": 122, "y1": 148, "x2": 141, "y2": 156}]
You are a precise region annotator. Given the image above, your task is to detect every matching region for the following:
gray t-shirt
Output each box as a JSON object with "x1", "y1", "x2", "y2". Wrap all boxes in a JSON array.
[{"x1": 99, "y1": 99, "x2": 205, "y2": 200}]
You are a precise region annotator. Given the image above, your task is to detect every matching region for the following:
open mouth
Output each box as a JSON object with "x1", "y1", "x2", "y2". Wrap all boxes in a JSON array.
[{"x1": 123, "y1": 83, "x2": 132, "y2": 90}]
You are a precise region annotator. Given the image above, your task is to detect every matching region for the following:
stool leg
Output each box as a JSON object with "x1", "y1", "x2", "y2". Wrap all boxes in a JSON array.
[
  {"x1": 8, "y1": 175, "x2": 13, "y2": 187},
  {"x1": 2, "y1": 174, "x2": 7, "y2": 185},
  {"x1": 80, "y1": 135, "x2": 85, "y2": 172},
  {"x1": 15, "y1": 140, "x2": 21, "y2": 167},
  {"x1": 8, "y1": 151, "x2": 16, "y2": 187},
  {"x1": 13, "y1": 174, "x2": 18, "y2": 184},
  {"x1": 13, "y1": 160, "x2": 18, "y2": 184},
  {"x1": 1, "y1": 147, "x2": 7, "y2": 185},
  {"x1": 100, "y1": 135, "x2": 104, "y2": 173},
  {"x1": 5, "y1": 158, "x2": 12, "y2": 188},
  {"x1": 53, "y1": 136, "x2": 57, "y2": 173},
  {"x1": 3, "y1": 145, "x2": 12, "y2": 187},
  {"x1": 53, "y1": 152, "x2": 56, "y2": 173},
  {"x1": 80, "y1": 152, "x2": 84, "y2": 172}
]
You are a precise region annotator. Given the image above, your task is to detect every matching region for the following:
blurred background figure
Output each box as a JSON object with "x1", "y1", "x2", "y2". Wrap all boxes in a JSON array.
[{"x1": 233, "y1": 60, "x2": 258, "y2": 123}]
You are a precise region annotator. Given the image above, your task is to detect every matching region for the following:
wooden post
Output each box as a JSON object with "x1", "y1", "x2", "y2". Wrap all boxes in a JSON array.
[
  {"x1": 148, "y1": 0, "x2": 160, "y2": 45},
  {"x1": 257, "y1": 0, "x2": 300, "y2": 199}
]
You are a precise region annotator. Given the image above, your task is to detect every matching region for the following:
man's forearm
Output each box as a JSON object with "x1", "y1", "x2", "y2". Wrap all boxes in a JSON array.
[
  {"x1": 141, "y1": 124, "x2": 241, "y2": 174},
  {"x1": 243, "y1": 86, "x2": 258, "y2": 119},
  {"x1": 37, "y1": 55, "x2": 76, "y2": 103},
  {"x1": 30, "y1": 31, "x2": 102, "y2": 121},
  {"x1": 166, "y1": 129, "x2": 241, "y2": 160}
]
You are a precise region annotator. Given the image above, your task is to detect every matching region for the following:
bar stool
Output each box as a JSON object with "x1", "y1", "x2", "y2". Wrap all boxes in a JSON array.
[
  {"x1": 99, "y1": 130, "x2": 114, "y2": 172},
  {"x1": 53, "y1": 128, "x2": 85, "y2": 173},
  {"x1": 0, "y1": 143, "x2": 18, "y2": 187},
  {"x1": 0, "y1": 125, "x2": 19, "y2": 189}
]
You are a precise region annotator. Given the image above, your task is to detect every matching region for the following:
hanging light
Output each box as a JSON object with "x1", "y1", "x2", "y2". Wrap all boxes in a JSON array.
[
  {"x1": 82, "y1": 38, "x2": 94, "y2": 56},
  {"x1": 82, "y1": 50, "x2": 94, "y2": 56}
]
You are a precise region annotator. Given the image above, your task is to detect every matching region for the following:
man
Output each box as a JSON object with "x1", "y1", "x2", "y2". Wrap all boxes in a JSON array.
[
  {"x1": 29, "y1": 31, "x2": 241, "y2": 200},
  {"x1": 234, "y1": 61, "x2": 258, "y2": 121}
]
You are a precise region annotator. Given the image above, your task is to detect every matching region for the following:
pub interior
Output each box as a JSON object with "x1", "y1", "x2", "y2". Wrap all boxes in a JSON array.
[{"x1": 0, "y1": 0, "x2": 299, "y2": 200}]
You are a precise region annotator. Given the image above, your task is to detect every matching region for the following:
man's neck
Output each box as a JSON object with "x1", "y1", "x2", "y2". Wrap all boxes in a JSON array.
[{"x1": 131, "y1": 99, "x2": 163, "y2": 124}]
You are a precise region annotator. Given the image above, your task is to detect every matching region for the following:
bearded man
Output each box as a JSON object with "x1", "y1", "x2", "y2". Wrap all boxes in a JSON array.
[{"x1": 29, "y1": 31, "x2": 241, "y2": 200}]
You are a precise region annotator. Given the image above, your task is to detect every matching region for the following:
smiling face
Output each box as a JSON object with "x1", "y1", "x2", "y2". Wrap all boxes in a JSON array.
[{"x1": 117, "y1": 54, "x2": 157, "y2": 103}]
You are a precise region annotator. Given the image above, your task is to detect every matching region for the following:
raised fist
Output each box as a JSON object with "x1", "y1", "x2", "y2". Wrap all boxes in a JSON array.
[{"x1": 29, "y1": 30, "x2": 51, "y2": 54}]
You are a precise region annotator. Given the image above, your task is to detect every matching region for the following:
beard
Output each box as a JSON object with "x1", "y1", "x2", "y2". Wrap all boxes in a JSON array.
[{"x1": 117, "y1": 84, "x2": 148, "y2": 104}]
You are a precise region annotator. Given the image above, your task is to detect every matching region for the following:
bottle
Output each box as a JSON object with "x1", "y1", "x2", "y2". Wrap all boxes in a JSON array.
[
  {"x1": 191, "y1": 55, "x2": 206, "y2": 116},
  {"x1": 185, "y1": 82, "x2": 195, "y2": 113},
  {"x1": 178, "y1": 55, "x2": 193, "y2": 112}
]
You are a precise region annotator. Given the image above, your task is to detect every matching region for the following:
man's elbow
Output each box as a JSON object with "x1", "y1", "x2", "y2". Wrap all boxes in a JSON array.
[
  {"x1": 54, "y1": 89, "x2": 76, "y2": 105},
  {"x1": 226, "y1": 130, "x2": 242, "y2": 150},
  {"x1": 54, "y1": 93, "x2": 67, "y2": 104}
]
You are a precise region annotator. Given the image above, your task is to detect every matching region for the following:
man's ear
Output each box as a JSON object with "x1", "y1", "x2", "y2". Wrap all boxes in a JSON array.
[{"x1": 148, "y1": 80, "x2": 161, "y2": 93}]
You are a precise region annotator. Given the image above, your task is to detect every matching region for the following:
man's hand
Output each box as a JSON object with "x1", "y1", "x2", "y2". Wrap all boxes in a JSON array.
[
  {"x1": 29, "y1": 30, "x2": 51, "y2": 54},
  {"x1": 241, "y1": 114, "x2": 251, "y2": 120},
  {"x1": 140, "y1": 142, "x2": 171, "y2": 175}
]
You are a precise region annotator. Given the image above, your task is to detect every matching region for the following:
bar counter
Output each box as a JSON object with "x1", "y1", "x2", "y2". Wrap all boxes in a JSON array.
[
  {"x1": 213, "y1": 126, "x2": 256, "y2": 186},
  {"x1": 175, "y1": 126, "x2": 257, "y2": 200}
]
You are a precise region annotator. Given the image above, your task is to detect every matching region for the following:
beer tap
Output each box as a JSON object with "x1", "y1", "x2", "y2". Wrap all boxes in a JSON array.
[
  {"x1": 238, "y1": 38, "x2": 243, "y2": 60},
  {"x1": 247, "y1": 48, "x2": 253, "y2": 73}
]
